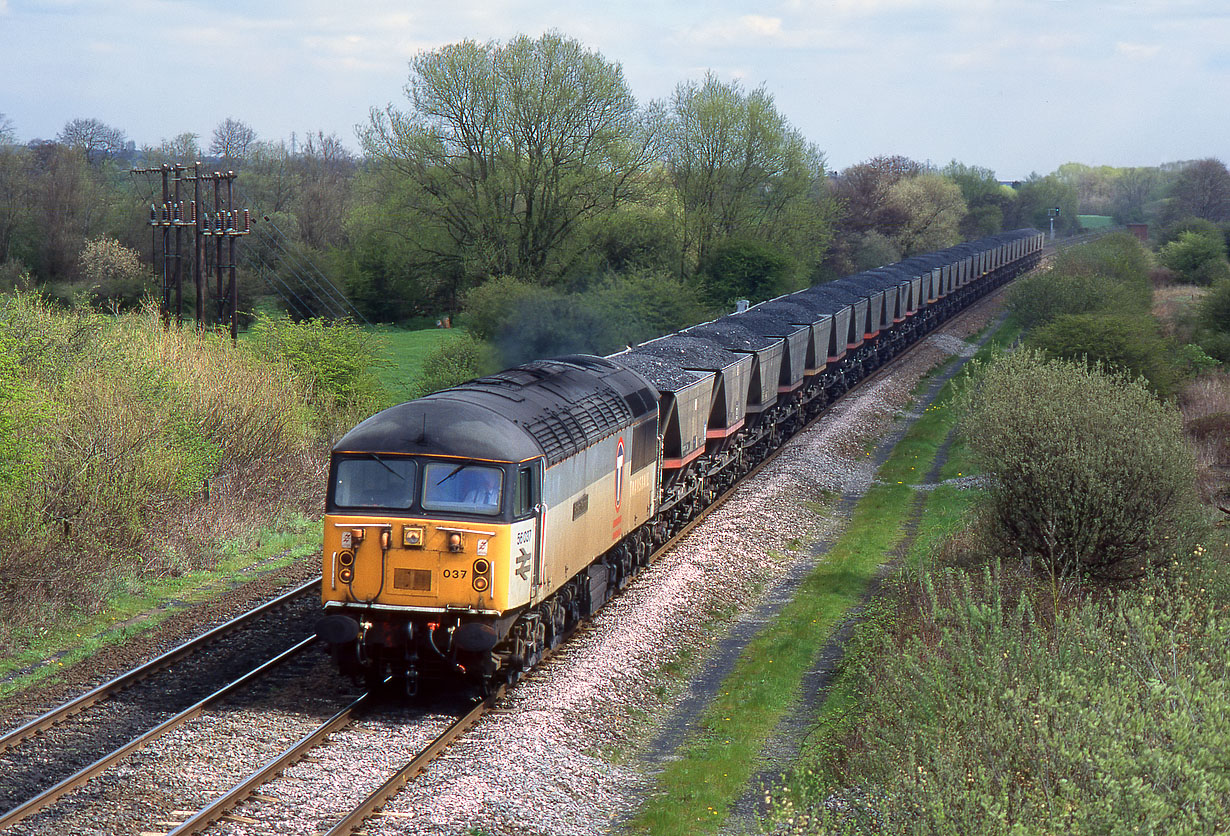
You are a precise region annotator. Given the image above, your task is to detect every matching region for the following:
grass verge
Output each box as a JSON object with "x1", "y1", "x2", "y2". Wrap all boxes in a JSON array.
[
  {"x1": 370, "y1": 326, "x2": 465, "y2": 407},
  {"x1": 0, "y1": 514, "x2": 320, "y2": 700},
  {"x1": 630, "y1": 321, "x2": 1017, "y2": 836}
]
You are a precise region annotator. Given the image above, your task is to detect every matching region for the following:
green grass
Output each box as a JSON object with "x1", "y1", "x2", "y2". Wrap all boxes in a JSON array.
[
  {"x1": 631, "y1": 318, "x2": 1022, "y2": 836},
  {"x1": 0, "y1": 514, "x2": 321, "y2": 700},
  {"x1": 369, "y1": 326, "x2": 466, "y2": 406}
]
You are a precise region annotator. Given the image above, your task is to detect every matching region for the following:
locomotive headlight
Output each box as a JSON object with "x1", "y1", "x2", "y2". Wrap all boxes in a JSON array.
[
  {"x1": 447, "y1": 532, "x2": 464, "y2": 552},
  {"x1": 338, "y1": 549, "x2": 355, "y2": 567},
  {"x1": 403, "y1": 526, "x2": 425, "y2": 548},
  {"x1": 472, "y1": 558, "x2": 490, "y2": 592},
  {"x1": 339, "y1": 566, "x2": 354, "y2": 584}
]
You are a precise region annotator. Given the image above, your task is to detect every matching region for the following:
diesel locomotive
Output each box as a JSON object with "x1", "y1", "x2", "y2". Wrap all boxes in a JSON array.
[{"x1": 316, "y1": 229, "x2": 1045, "y2": 693}]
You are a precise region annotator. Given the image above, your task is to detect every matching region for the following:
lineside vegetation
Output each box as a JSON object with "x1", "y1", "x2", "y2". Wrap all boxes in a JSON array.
[
  {"x1": 763, "y1": 237, "x2": 1226, "y2": 835},
  {"x1": 0, "y1": 291, "x2": 381, "y2": 655}
]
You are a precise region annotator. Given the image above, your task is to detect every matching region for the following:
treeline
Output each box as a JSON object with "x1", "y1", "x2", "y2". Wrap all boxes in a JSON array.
[{"x1": 3, "y1": 33, "x2": 1230, "y2": 345}]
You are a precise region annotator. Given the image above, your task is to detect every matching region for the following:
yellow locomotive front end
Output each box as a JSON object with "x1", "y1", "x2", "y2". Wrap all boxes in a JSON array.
[{"x1": 318, "y1": 453, "x2": 542, "y2": 690}]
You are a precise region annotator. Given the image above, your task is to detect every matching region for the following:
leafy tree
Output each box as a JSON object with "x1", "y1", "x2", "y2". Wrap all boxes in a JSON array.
[
  {"x1": 0, "y1": 142, "x2": 34, "y2": 265},
  {"x1": 78, "y1": 236, "x2": 148, "y2": 310},
  {"x1": 1157, "y1": 215, "x2": 1223, "y2": 248},
  {"x1": 1158, "y1": 230, "x2": 1230, "y2": 286},
  {"x1": 1027, "y1": 312, "x2": 1178, "y2": 394},
  {"x1": 143, "y1": 133, "x2": 202, "y2": 165},
  {"x1": 1111, "y1": 166, "x2": 1161, "y2": 224},
  {"x1": 57, "y1": 117, "x2": 127, "y2": 163},
  {"x1": 361, "y1": 32, "x2": 660, "y2": 294},
  {"x1": 660, "y1": 73, "x2": 833, "y2": 276},
  {"x1": 1006, "y1": 173, "x2": 1078, "y2": 234},
  {"x1": 942, "y1": 160, "x2": 1008, "y2": 237},
  {"x1": 885, "y1": 172, "x2": 967, "y2": 255},
  {"x1": 292, "y1": 131, "x2": 355, "y2": 250},
  {"x1": 1054, "y1": 162, "x2": 1120, "y2": 214},
  {"x1": 209, "y1": 117, "x2": 257, "y2": 163},
  {"x1": 1167, "y1": 158, "x2": 1230, "y2": 223},
  {"x1": 831, "y1": 154, "x2": 923, "y2": 235},
  {"x1": 244, "y1": 140, "x2": 295, "y2": 213},
  {"x1": 959, "y1": 350, "x2": 1201, "y2": 578},
  {"x1": 0, "y1": 113, "x2": 14, "y2": 144},
  {"x1": 698, "y1": 237, "x2": 796, "y2": 308}
]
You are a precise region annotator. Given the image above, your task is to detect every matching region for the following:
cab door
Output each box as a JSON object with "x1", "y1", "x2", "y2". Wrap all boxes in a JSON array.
[{"x1": 510, "y1": 460, "x2": 543, "y2": 607}]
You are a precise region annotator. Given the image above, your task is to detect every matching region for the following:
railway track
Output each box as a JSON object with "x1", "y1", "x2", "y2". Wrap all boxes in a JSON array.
[{"x1": 0, "y1": 578, "x2": 323, "y2": 830}]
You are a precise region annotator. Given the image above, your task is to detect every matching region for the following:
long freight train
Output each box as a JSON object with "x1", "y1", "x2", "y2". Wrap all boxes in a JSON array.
[{"x1": 315, "y1": 229, "x2": 1045, "y2": 693}]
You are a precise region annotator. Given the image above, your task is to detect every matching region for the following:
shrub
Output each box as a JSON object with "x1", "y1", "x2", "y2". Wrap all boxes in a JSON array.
[
  {"x1": 0, "y1": 294, "x2": 335, "y2": 636},
  {"x1": 1197, "y1": 280, "x2": 1230, "y2": 362},
  {"x1": 1054, "y1": 231, "x2": 1151, "y2": 286},
  {"x1": 78, "y1": 236, "x2": 150, "y2": 310},
  {"x1": 1007, "y1": 269, "x2": 1117, "y2": 329},
  {"x1": 409, "y1": 331, "x2": 496, "y2": 398},
  {"x1": 242, "y1": 313, "x2": 381, "y2": 424},
  {"x1": 1159, "y1": 231, "x2": 1230, "y2": 286},
  {"x1": 1027, "y1": 312, "x2": 1179, "y2": 394},
  {"x1": 699, "y1": 237, "x2": 799, "y2": 308},
  {"x1": 1007, "y1": 234, "x2": 1152, "y2": 330},
  {"x1": 958, "y1": 351, "x2": 1202, "y2": 579}
]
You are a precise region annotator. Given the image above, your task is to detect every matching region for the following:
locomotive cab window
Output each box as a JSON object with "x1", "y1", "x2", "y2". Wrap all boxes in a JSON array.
[
  {"x1": 514, "y1": 465, "x2": 540, "y2": 518},
  {"x1": 421, "y1": 463, "x2": 504, "y2": 516},
  {"x1": 333, "y1": 455, "x2": 416, "y2": 509}
]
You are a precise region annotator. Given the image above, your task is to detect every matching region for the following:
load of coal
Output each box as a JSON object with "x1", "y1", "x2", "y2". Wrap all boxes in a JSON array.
[
  {"x1": 631, "y1": 334, "x2": 744, "y2": 372},
  {"x1": 614, "y1": 351, "x2": 707, "y2": 393}
]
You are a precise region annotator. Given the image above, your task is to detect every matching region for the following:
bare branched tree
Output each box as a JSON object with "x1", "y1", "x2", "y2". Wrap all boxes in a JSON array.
[
  {"x1": 57, "y1": 117, "x2": 127, "y2": 163},
  {"x1": 209, "y1": 117, "x2": 257, "y2": 162}
]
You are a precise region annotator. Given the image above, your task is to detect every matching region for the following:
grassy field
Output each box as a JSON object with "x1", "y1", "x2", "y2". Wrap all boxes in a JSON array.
[{"x1": 369, "y1": 325, "x2": 466, "y2": 407}]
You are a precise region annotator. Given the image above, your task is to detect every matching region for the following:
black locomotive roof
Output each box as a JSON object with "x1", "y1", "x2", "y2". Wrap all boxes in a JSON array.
[{"x1": 333, "y1": 355, "x2": 657, "y2": 467}]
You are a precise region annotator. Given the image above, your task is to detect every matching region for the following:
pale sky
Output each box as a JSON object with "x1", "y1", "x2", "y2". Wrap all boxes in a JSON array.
[{"x1": 2, "y1": 0, "x2": 1227, "y2": 180}]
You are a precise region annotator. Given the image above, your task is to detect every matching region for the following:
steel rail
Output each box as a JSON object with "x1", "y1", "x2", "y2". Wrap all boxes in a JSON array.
[
  {"x1": 0, "y1": 634, "x2": 318, "y2": 831},
  {"x1": 166, "y1": 689, "x2": 379, "y2": 836},
  {"x1": 321, "y1": 689, "x2": 502, "y2": 836},
  {"x1": 0, "y1": 576, "x2": 322, "y2": 755}
]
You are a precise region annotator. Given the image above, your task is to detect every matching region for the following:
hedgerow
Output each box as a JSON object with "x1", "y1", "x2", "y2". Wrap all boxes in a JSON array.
[{"x1": 0, "y1": 294, "x2": 345, "y2": 642}]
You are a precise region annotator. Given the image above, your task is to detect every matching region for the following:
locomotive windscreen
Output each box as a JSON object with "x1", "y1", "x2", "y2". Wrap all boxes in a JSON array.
[
  {"x1": 333, "y1": 455, "x2": 417, "y2": 509},
  {"x1": 422, "y1": 463, "x2": 505, "y2": 516}
]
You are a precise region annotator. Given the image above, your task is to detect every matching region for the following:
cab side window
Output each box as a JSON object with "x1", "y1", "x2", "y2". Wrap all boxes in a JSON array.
[{"x1": 514, "y1": 466, "x2": 540, "y2": 518}]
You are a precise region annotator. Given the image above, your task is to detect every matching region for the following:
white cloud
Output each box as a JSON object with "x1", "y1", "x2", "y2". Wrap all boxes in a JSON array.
[{"x1": 1116, "y1": 42, "x2": 1162, "y2": 59}]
